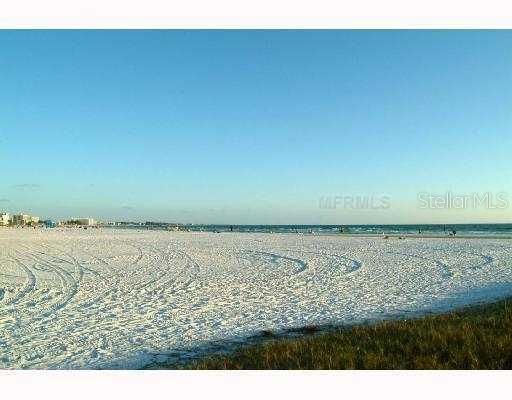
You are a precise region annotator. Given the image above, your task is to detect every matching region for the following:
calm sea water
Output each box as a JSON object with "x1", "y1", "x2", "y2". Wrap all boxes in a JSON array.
[{"x1": 182, "y1": 223, "x2": 512, "y2": 236}]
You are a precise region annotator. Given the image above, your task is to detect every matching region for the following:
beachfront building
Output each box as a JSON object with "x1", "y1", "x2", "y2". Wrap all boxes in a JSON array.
[
  {"x1": 12, "y1": 214, "x2": 30, "y2": 225},
  {"x1": 42, "y1": 220, "x2": 57, "y2": 228},
  {"x1": 0, "y1": 213, "x2": 10, "y2": 226},
  {"x1": 11, "y1": 213, "x2": 39, "y2": 226},
  {"x1": 76, "y1": 218, "x2": 96, "y2": 226},
  {"x1": 60, "y1": 218, "x2": 97, "y2": 227}
]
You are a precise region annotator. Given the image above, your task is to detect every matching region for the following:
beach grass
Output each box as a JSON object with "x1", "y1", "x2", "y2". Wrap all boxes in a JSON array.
[{"x1": 181, "y1": 298, "x2": 512, "y2": 369}]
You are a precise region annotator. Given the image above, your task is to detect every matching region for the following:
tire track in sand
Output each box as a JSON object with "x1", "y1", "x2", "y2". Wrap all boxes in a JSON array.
[{"x1": 4, "y1": 256, "x2": 36, "y2": 306}]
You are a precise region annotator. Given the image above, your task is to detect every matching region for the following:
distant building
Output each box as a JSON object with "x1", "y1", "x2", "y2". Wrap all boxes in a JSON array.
[
  {"x1": 42, "y1": 220, "x2": 57, "y2": 228},
  {"x1": 12, "y1": 214, "x2": 30, "y2": 225},
  {"x1": 76, "y1": 218, "x2": 96, "y2": 226},
  {"x1": 61, "y1": 218, "x2": 96, "y2": 226},
  {"x1": 12, "y1": 213, "x2": 39, "y2": 226},
  {"x1": 0, "y1": 213, "x2": 10, "y2": 226}
]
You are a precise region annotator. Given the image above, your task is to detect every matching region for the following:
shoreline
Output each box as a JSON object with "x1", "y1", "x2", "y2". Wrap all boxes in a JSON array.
[
  {"x1": 337, "y1": 233, "x2": 512, "y2": 239},
  {"x1": 2, "y1": 225, "x2": 512, "y2": 240}
]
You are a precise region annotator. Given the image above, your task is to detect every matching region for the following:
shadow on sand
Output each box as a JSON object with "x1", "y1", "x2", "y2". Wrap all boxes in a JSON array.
[{"x1": 136, "y1": 282, "x2": 512, "y2": 369}]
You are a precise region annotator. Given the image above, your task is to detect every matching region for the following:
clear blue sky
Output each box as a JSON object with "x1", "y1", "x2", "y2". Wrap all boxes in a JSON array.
[{"x1": 0, "y1": 30, "x2": 510, "y2": 224}]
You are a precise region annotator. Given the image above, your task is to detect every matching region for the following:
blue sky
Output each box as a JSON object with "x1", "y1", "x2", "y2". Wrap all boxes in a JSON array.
[{"x1": 0, "y1": 30, "x2": 510, "y2": 224}]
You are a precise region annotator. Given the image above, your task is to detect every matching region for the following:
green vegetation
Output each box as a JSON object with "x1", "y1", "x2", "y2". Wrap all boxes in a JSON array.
[{"x1": 182, "y1": 298, "x2": 512, "y2": 369}]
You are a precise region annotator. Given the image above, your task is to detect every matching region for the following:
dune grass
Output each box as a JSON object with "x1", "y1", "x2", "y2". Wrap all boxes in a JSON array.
[{"x1": 182, "y1": 298, "x2": 512, "y2": 369}]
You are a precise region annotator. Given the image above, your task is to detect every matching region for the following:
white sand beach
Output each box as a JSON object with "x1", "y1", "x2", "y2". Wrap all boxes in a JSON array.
[{"x1": 1, "y1": 228, "x2": 511, "y2": 369}]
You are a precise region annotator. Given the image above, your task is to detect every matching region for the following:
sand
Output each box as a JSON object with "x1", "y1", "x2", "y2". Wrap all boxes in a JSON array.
[{"x1": 0, "y1": 228, "x2": 511, "y2": 369}]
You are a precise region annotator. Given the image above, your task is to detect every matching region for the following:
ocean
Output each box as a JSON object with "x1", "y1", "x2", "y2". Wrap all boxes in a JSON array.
[{"x1": 180, "y1": 223, "x2": 512, "y2": 236}]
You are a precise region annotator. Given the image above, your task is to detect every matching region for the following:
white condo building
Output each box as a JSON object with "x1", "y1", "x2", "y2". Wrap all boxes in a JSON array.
[
  {"x1": 11, "y1": 213, "x2": 39, "y2": 226},
  {"x1": 76, "y1": 218, "x2": 96, "y2": 226},
  {"x1": 0, "y1": 213, "x2": 10, "y2": 226}
]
